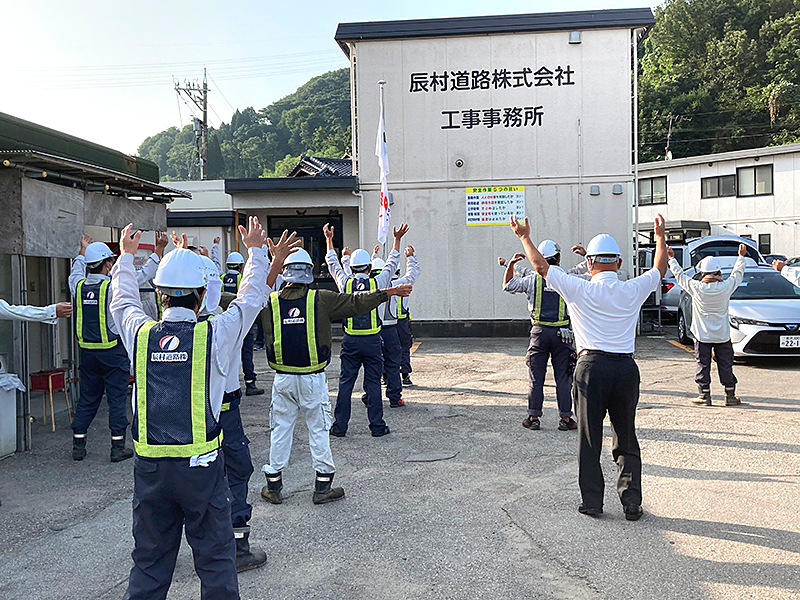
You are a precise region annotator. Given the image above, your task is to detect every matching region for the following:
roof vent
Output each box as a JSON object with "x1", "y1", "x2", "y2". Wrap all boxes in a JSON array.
[{"x1": 569, "y1": 31, "x2": 581, "y2": 44}]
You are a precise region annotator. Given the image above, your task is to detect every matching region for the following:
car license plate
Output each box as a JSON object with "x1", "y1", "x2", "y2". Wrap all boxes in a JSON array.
[{"x1": 780, "y1": 336, "x2": 800, "y2": 348}]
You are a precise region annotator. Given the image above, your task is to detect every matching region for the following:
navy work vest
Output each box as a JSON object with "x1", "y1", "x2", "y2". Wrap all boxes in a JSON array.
[
  {"x1": 267, "y1": 289, "x2": 329, "y2": 374},
  {"x1": 344, "y1": 277, "x2": 381, "y2": 335},
  {"x1": 132, "y1": 320, "x2": 221, "y2": 458},
  {"x1": 221, "y1": 272, "x2": 242, "y2": 294},
  {"x1": 75, "y1": 279, "x2": 119, "y2": 350},
  {"x1": 532, "y1": 275, "x2": 569, "y2": 327}
]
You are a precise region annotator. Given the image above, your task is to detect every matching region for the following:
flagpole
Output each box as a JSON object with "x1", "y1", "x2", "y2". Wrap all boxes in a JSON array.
[{"x1": 378, "y1": 79, "x2": 388, "y2": 260}]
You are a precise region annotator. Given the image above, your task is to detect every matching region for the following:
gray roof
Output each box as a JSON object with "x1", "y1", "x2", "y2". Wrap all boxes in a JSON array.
[
  {"x1": 289, "y1": 155, "x2": 354, "y2": 178},
  {"x1": 335, "y1": 8, "x2": 654, "y2": 55}
]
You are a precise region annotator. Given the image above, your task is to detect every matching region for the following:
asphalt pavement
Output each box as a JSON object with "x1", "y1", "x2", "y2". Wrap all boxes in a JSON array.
[{"x1": 1, "y1": 332, "x2": 798, "y2": 600}]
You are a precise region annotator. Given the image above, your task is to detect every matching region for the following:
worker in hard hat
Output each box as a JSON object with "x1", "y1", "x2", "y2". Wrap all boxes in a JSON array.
[
  {"x1": 68, "y1": 233, "x2": 163, "y2": 462},
  {"x1": 669, "y1": 244, "x2": 747, "y2": 406},
  {"x1": 364, "y1": 245, "x2": 420, "y2": 405},
  {"x1": 503, "y1": 240, "x2": 577, "y2": 432},
  {"x1": 324, "y1": 222, "x2": 408, "y2": 437},
  {"x1": 258, "y1": 248, "x2": 413, "y2": 504},
  {"x1": 197, "y1": 251, "x2": 268, "y2": 573},
  {"x1": 222, "y1": 250, "x2": 263, "y2": 397},
  {"x1": 510, "y1": 214, "x2": 669, "y2": 522},
  {"x1": 109, "y1": 217, "x2": 293, "y2": 599}
]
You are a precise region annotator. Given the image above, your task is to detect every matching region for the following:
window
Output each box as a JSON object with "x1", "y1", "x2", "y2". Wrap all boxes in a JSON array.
[
  {"x1": 701, "y1": 175, "x2": 736, "y2": 198},
  {"x1": 737, "y1": 165, "x2": 773, "y2": 197},
  {"x1": 758, "y1": 233, "x2": 771, "y2": 255},
  {"x1": 638, "y1": 176, "x2": 667, "y2": 205},
  {"x1": 741, "y1": 234, "x2": 752, "y2": 240}
]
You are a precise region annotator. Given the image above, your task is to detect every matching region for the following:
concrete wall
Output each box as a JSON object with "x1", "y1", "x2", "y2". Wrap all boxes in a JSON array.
[
  {"x1": 638, "y1": 149, "x2": 800, "y2": 257},
  {"x1": 352, "y1": 27, "x2": 635, "y2": 320}
]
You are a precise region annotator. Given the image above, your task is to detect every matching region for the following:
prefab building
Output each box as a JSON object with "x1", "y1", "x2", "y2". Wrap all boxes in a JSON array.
[{"x1": 332, "y1": 8, "x2": 653, "y2": 332}]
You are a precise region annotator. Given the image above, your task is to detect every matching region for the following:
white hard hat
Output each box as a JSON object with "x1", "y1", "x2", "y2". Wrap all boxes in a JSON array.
[
  {"x1": 586, "y1": 234, "x2": 621, "y2": 258},
  {"x1": 350, "y1": 249, "x2": 371, "y2": 269},
  {"x1": 153, "y1": 249, "x2": 207, "y2": 295},
  {"x1": 85, "y1": 242, "x2": 115, "y2": 266},
  {"x1": 199, "y1": 255, "x2": 219, "y2": 280},
  {"x1": 697, "y1": 256, "x2": 722, "y2": 274},
  {"x1": 371, "y1": 257, "x2": 386, "y2": 271},
  {"x1": 537, "y1": 240, "x2": 561, "y2": 259},
  {"x1": 284, "y1": 248, "x2": 313, "y2": 267},
  {"x1": 226, "y1": 251, "x2": 244, "y2": 266}
]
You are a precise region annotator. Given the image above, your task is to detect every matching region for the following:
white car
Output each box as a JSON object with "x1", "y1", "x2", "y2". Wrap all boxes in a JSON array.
[{"x1": 677, "y1": 259, "x2": 800, "y2": 357}]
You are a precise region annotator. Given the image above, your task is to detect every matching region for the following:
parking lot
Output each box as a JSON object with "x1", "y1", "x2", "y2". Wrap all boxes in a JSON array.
[{"x1": 1, "y1": 332, "x2": 799, "y2": 600}]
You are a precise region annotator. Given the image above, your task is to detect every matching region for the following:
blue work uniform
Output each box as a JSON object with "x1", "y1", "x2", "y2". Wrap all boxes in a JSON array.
[
  {"x1": 326, "y1": 249, "x2": 400, "y2": 436},
  {"x1": 397, "y1": 295, "x2": 414, "y2": 376},
  {"x1": 110, "y1": 246, "x2": 268, "y2": 600},
  {"x1": 504, "y1": 273, "x2": 574, "y2": 419}
]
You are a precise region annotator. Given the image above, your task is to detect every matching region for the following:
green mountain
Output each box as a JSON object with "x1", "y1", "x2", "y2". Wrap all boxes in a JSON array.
[{"x1": 137, "y1": 68, "x2": 351, "y2": 181}]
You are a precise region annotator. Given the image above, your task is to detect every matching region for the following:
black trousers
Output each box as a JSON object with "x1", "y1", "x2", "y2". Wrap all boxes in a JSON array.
[
  {"x1": 241, "y1": 324, "x2": 256, "y2": 383},
  {"x1": 219, "y1": 406, "x2": 253, "y2": 529},
  {"x1": 694, "y1": 340, "x2": 737, "y2": 388},
  {"x1": 397, "y1": 318, "x2": 413, "y2": 375},
  {"x1": 573, "y1": 353, "x2": 641, "y2": 509},
  {"x1": 525, "y1": 325, "x2": 573, "y2": 418},
  {"x1": 72, "y1": 346, "x2": 130, "y2": 436},
  {"x1": 123, "y1": 455, "x2": 238, "y2": 600}
]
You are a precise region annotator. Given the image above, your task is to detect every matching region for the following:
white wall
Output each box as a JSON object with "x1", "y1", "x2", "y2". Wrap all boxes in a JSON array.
[
  {"x1": 638, "y1": 147, "x2": 800, "y2": 257},
  {"x1": 353, "y1": 27, "x2": 635, "y2": 320}
]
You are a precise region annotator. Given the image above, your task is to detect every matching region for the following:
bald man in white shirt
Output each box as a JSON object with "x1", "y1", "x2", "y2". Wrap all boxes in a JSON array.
[{"x1": 510, "y1": 214, "x2": 669, "y2": 522}]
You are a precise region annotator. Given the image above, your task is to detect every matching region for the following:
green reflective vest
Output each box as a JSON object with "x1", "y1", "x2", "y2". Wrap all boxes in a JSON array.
[
  {"x1": 75, "y1": 279, "x2": 119, "y2": 350},
  {"x1": 132, "y1": 319, "x2": 222, "y2": 458},
  {"x1": 532, "y1": 275, "x2": 569, "y2": 327},
  {"x1": 344, "y1": 277, "x2": 381, "y2": 335},
  {"x1": 267, "y1": 289, "x2": 330, "y2": 374}
]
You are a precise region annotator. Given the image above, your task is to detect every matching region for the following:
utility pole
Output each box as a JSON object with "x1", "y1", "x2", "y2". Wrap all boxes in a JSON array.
[
  {"x1": 658, "y1": 112, "x2": 691, "y2": 160},
  {"x1": 174, "y1": 68, "x2": 209, "y2": 179}
]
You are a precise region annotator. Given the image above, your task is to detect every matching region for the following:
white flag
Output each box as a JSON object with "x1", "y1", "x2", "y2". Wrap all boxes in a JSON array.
[{"x1": 376, "y1": 110, "x2": 391, "y2": 245}]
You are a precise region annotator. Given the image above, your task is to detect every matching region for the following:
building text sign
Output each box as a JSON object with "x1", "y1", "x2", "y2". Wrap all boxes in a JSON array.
[{"x1": 466, "y1": 186, "x2": 525, "y2": 226}]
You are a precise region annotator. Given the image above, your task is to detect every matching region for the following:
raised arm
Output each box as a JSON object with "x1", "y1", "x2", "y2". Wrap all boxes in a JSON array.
[
  {"x1": 69, "y1": 234, "x2": 92, "y2": 296},
  {"x1": 510, "y1": 216, "x2": 550, "y2": 277},
  {"x1": 211, "y1": 236, "x2": 221, "y2": 271},
  {"x1": 266, "y1": 229, "x2": 301, "y2": 288},
  {"x1": 653, "y1": 214, "x2": 669, "y2": 278},
  {"x1": 109, "y1": 225, "x2": 151, "y2": 355},
  {"x1": 394, "y1": 246, "x2": 421, "y2": 285},
  {"x1": 773, "y1": 259, "x2": 800, "y2": 287}
]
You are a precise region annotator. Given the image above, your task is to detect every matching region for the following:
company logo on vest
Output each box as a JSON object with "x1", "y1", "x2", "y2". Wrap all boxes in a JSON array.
[
  {"x1": 152, "y1": 335, "x2": 188, "y2": 362},
  {"x1": 83, "y1": 290, "x2": 99, "y2": 305},
  {"x1": 283, "y1": 306, "x2": 305, "y2": 325}
]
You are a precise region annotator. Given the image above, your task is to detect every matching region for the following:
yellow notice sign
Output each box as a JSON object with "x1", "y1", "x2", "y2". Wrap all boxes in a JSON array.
[{"x1": 465, "y1": 186, "x2": 525, "y2": 226}]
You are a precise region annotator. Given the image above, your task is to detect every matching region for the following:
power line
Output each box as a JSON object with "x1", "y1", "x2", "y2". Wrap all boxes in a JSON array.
[{"x1": 206, "y1": 70, "x2": 236, "y2": 112}]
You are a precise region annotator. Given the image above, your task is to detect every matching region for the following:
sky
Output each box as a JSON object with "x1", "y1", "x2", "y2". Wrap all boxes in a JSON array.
[{"x1": 2, "y1": 0, "x2": 660, "y2": 155}]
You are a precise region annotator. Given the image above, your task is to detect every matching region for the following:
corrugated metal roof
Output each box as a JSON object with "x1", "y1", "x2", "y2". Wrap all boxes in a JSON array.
[
  {"x1": 335, "y1": 8, "x2": 654, "y2": 55},
  {"x1": 0, "y1": 149, "x2": 189, "y2": 202}
]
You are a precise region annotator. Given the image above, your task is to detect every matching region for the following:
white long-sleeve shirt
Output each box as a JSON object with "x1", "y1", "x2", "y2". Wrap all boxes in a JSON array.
[
  {"x1": 780, "y1": 265, "x2": 800, "y2": 288},
  {"x1": 326, "y1": 248, "x2": 400, "y2": 293},
  {"x1": 0, "y1": 300, "x2": 59, "y2": 324},
  {"x1": 69, "y1": 253, "x2": 160, "y2": 335},
  {"x1": 670, "y1": 256, "x2": 745, "y2": 344},
  {"x1": 109, "y1": 248, "x2": 268, "y2": 458},
  {"x1": 546, "y1": 266, "x2": 661, "y2": 354},
  {"x1": 379, "y1": 254, "x2": 421, "y2": 326}
]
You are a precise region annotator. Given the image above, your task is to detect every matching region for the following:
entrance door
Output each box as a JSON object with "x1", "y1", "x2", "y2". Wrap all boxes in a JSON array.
[{"x1": 267, "y1": 215, "x2": 343, "y2": 290}]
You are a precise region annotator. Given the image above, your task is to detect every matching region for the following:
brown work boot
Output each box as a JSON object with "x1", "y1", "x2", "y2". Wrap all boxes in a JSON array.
[
  {"x1": 725, "y1": 386, "x2": 741, "y2": 406},
  {"x1": 260, "y1": 472, "x2": 283, "y2": 504},
  {"x1": 312, "y1": 472, "x2": 344, "y2": 504},
  {"x1": 693, "y1": 386, "x2": 712, "y2": 406}
]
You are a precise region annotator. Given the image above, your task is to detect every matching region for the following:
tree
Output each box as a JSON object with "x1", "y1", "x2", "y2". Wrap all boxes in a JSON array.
[{"x1": 137, "y1": 68, "x2": 351, "y2": 180}]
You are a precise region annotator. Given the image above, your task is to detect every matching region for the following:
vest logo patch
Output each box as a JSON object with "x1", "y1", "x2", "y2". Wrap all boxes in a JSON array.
[
  {"x1": 86, "y1": 291, "x2": 96, "y2": 299},
  {"x1": 159, "y1": 335, "x2": 180, "y2": 351},
  {"x1": 288, "y1": 307, "x2": 301, "y2": 318},
  {"x1": 83, "y1": 299, "x2": 99, "y2": 305},
  {"x1": 151, "y1": 351, "x2": 189, "y2": 362},
  {"x1": 283, "y1": 317, "x2": 305, "y2": 325}
]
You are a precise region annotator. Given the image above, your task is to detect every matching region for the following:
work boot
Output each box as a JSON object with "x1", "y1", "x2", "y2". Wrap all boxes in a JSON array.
[
  {"x1": 402, "y1": 375, "x2": 414, "y2": 386},
  {"x1": 72, "y1": 435, "x2": 87, "y2": 461},
  {"x1": 260, "y1": 472, "x2": 283, "y2": 504},
  {"x1": 693, "y1": 385, "x2": 712, "y2": 406},
  {"x1": 234, "y1": 526, "x2": 267, "y2": 572},
  {"x1": 312, "y1": 472, "x2": 345, "y2": 504},
  {"x1": 110, "y1": 434, "x2": 134, "y2": 462},
  {"x1": 725, "y1": 386, "x2": 741, "y2": 406},
  {"x1": 245, "y1": 381, "x2": 264, "y2": 396}
]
